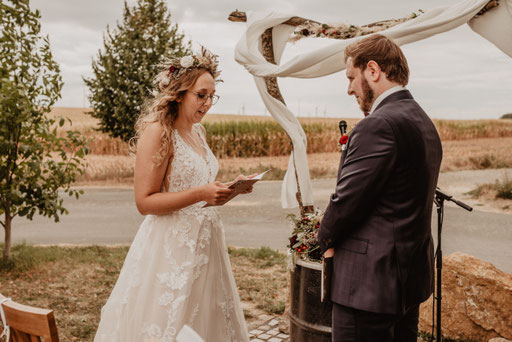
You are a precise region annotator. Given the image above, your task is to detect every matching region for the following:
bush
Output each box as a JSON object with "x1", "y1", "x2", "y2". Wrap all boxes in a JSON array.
[
  {"x1": 496, "y1": 175, "x2": 512, "y2": 199},
  {"x1": 467, "y1": 174, "x2": 512, "y2": 200}
]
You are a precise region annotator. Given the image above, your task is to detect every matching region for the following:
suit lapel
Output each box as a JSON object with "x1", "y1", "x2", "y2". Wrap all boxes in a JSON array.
[
  {"x1": 338, "y1": 148, "x2": 348, "y2": 179},
  {"x1": 373, "y1": 90, "x2": 414, "y2": 114}
]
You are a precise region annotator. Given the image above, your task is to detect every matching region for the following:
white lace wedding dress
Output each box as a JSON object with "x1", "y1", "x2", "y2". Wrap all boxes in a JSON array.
[{"x1": 94, "y1": 124, "x2": 249, "y2": 342}]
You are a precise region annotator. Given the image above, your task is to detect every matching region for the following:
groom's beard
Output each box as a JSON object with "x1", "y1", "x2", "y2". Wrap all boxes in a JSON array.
[{"x1": 360, "y1": 76, "x2": 374, "y2": 114}]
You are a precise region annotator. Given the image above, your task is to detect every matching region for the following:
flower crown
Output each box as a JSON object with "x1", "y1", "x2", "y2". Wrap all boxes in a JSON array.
[{"x1": 159, "y1": 47, "x2": 221, "y2": 87}]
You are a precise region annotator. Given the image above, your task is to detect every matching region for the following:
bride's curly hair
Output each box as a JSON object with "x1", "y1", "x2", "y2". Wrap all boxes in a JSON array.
[{"x1": 131, "y1": 47, "x2": 221, "y2": 166}]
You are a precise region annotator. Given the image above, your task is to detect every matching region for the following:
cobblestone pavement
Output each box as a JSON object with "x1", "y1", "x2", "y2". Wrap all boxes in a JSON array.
[{"x1": 248, "y1": 315, "x2": 289, "y2": 342}]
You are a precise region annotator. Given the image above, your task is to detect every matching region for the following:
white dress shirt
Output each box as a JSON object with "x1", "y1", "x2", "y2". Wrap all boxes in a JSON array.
[{"x1": 369, "y1": 85, "x2": 407, "y2": 115}]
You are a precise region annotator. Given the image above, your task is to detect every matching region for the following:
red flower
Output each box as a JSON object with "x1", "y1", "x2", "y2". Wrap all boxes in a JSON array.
[
  {"x1": 339, "y1": 134, "x2": 349, "y2": 145},
  {"x1": 322, "y1": 29, "x2": 326, "y2": 34},
  {"x1": 169, "y1": 66, "x2": 176, "y2": 73}
]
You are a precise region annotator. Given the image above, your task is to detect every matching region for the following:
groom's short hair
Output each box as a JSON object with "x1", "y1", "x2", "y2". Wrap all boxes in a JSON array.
[{"x1": 344, "y1": 34, "x2": 409, "y2": 86}]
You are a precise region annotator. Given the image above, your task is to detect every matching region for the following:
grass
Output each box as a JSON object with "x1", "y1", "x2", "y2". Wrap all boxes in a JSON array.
[
  {"x1": 467, "y1": 173, "x2": 512, "y2": 200},
  {"x1": 0, "y1": 244, "x2": 128, "y2": 341},
  {"x1": 78, "y1": 155, "x2": 135, "y2": 183},
  {"x1": 433, "y1": 119, "x2": 512, "y2": 140},
  {"x1": 0, "y1": 244, "x2": 288, "y2": 341},
  {"x1": 228, "y1": 247, "x2": 288, "y2": 316},
  {"x1": 437, "y1": 138, "x2": 512, "y2": 172}
]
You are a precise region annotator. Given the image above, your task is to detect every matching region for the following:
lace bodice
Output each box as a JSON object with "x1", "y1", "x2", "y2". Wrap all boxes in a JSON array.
[{"x1": 167, "y1": 124, "x2": 218, "y2": 192}]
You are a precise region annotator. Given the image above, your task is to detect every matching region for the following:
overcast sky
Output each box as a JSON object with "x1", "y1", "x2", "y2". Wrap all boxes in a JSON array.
[{"x1": 30, "y1": 0, "x2": 512, "y2": 119}]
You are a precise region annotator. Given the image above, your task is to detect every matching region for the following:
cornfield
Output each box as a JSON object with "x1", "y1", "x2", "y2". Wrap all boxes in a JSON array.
[
  {"x1": 203, "y1": 121, "x2": 342, "y2": 158},
  {"x1": 48, "y1": 108, "x2": 512, "y2": 159},
  {"x1": 433, "y1": 119, "x2": 512, "y2": 140}
]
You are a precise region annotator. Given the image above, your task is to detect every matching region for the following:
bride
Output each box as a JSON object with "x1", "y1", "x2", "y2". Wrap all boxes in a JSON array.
[{"x1": 94, "y1": 48, "x2": 250, "y2": 342}]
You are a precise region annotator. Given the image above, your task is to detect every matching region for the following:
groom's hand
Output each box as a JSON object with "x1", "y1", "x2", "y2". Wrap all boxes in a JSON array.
[{"x1": 324, "y1": 248, "x2": 334, "y2": 258}]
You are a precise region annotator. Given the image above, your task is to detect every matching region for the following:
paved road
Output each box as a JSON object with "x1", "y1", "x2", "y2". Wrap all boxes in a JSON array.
[{"x1": 5, "y1": 170, "x2": 512, "y2": 273}]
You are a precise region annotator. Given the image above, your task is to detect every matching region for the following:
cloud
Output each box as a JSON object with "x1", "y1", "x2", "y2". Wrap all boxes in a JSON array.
[{"x1": 30, "y1": 0, "x2": 136, "y2": 31}]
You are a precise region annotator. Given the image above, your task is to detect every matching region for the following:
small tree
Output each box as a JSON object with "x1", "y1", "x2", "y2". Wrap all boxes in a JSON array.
[
  {"x1": 84, "y1": 0, "x2": 191, "y2": 141},
  {"x1": 0, "y1": 0, "x2": 88, "y2": 260}
]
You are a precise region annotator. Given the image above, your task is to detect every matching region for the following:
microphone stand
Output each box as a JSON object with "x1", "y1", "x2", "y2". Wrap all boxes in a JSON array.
[{"x1": 433, "y1": 187, "x2": 472, "y2": 342}]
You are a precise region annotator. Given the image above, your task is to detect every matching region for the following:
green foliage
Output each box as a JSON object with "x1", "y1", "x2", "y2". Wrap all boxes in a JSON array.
[
  {"x1": 496, "y1": 175, "x2": 512, "y2": 199},
  {"x1": 0, "y1": 0, "x2": 88, "y2": 259},
  {"x1": 84, "y1": 0, "x2": 191, "y2": 141}
]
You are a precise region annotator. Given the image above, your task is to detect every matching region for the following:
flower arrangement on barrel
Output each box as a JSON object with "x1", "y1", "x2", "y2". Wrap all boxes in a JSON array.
[{"x1": 287, "y1": 209, "x2": 324, "y2": 262}]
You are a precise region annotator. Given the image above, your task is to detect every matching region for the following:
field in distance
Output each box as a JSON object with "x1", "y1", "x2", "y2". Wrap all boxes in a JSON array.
[{"x1": 48, "y1": 107, "x2": 512, "y2": 185}]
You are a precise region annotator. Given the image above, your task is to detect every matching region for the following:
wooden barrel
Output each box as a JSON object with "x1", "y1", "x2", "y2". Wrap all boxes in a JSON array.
[{"x1": 289, "y1": 258, "x2": 332, "y2": 341}]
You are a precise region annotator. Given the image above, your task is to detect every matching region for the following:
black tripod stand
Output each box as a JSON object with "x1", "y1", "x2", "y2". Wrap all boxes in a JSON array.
[{"x1": 433, "y1": 188, "x2": 473, "y2": 341}]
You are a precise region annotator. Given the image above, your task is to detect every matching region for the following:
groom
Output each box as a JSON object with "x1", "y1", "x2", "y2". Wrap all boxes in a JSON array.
[{"x1": 317, "y1": 34, "x2": 442, "y2": 342}]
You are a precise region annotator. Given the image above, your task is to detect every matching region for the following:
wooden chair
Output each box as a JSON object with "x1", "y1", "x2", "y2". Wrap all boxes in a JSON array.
[{"x1": 0, "y1": 294, "x2": 59, "y2": 342}]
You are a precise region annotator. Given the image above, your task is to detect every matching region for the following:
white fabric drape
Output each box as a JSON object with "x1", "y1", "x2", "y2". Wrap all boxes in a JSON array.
[{"x1": 235, "y1": 0, "x2": 512, "y2": 208}]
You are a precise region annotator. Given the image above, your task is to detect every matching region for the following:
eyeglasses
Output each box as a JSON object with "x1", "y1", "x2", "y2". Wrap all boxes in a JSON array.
[{"x1": 188, "y1": 91, "x2": 220, "y2": 105}]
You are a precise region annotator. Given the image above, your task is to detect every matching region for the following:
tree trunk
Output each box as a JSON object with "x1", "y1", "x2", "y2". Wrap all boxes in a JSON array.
[{"x1": 3, "y1": 207, "x2": 11, "y2": 260}]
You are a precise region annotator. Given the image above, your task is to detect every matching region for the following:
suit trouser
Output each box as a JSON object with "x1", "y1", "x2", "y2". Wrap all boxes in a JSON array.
[{"x1": 331, "y1": 302, "x2": 420, "y2": 342}]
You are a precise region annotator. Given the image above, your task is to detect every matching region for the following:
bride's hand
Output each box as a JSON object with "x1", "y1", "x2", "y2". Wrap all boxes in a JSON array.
[
  {"x1": 231, "y1": 173, "x2": 258, "y2": 194},
  {"x1": 202, "y1": 181, "x2": 233, "y2": 205}
]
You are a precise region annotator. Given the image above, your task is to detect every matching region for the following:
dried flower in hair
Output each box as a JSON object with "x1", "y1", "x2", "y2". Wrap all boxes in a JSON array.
[
  {"x1": 180, "y1": 56, "x2": 194, "y2": 68},
  {"x1": 161, "y1": 47, "x2": 221, "y2": 83}
]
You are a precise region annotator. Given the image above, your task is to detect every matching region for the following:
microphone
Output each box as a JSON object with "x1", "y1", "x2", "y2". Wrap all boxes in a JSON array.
[
  {"x1": 435, "y1": 187, "x2": 473, "y2": 212},
  {"x1": 338, "y1": 120, "x2": 347, "y2": 136}
]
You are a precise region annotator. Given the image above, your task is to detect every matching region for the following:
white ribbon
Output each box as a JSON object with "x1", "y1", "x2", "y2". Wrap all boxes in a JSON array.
[{"x1": 0, "y1": 297, "x2": 11, "y2": 341}]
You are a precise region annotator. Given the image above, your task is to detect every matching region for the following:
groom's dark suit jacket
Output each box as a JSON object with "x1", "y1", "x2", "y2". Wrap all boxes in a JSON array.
[{"x1": 318, "y1": 90, "x2": 442, "y2": 315}]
